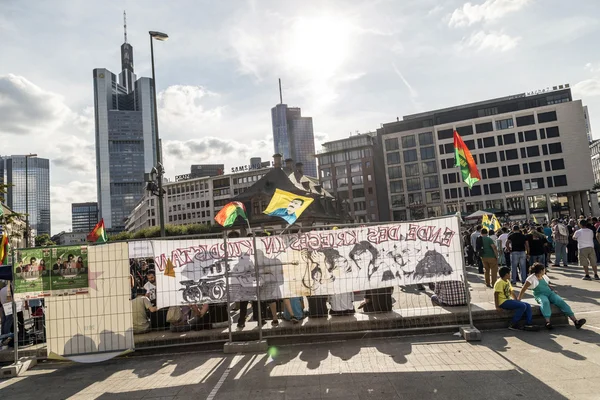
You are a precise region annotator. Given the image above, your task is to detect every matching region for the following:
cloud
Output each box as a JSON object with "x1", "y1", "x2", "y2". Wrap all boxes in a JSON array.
[
  {"x1": 449, "y1": 0, "x2": 531, "y2": 27},
  {"x1": 460, "y1": 30, "x2": 520, "y2": 51},
  {"x1": 573, "y1": 78, "x2": 600, "y2": 97},
  {"x1": 50, "y1": 181, "x2": 96, "y2": 234},
  {"x1": 164, "y1": 137, "x2": 245, "y2": 160},
  {"x1": 585, "y1": 63, "x2": 600, "y2": 73}
]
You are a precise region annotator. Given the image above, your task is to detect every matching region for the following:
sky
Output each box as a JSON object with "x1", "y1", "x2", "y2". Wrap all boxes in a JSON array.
[{"x1": 1, "y1": 0, "x2": 600, "y2": 235}]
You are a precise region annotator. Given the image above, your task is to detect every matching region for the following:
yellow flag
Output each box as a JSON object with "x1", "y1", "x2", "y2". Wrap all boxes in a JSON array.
[
  {"x1": 491, "y1": 215, "x2": 502, "y2": 231},
  {"x1": 533, "y1": 215, "x2": 538, "y2": 224},
  {"x1": 263, "y1": 189, "x2": 314, "y2": 225},
  {"x1": 482, "y1": 214, "x2": 490, "y2": 229},
  {"x1": 164, "y1": 258, "x2": 175, "y2": 278}
]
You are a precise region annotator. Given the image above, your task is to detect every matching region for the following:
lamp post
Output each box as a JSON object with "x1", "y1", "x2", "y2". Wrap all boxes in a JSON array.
[
  {"x1": 24, "y1": 153, "x2": 37, "y2": 247},
  {"x1": 149, "y1": 31, "x2": 168, "y2": 237}
]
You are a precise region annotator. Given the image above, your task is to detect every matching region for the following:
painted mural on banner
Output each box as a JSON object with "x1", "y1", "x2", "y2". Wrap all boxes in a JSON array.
[
  {"x1": 13, "y1": 245, "x2": 89, "y2": 298},
  {"x1": 131, "y1": 216, "x2": 462, "y2": 309}
]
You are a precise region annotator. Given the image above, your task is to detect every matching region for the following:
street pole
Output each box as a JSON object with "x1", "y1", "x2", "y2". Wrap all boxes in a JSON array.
[{"x1": 149, "y1": 31, "x2": 168, "y2": 238}]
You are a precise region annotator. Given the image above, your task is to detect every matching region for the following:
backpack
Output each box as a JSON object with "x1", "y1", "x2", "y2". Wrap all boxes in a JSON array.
[{"x1": 166, "y1": 306, "x2": 183, "y2": 324}]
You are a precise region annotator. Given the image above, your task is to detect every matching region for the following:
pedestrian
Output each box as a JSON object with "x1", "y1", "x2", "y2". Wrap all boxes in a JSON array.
[
  {"x1": 551, "y1": 219, "x2": 569, "y2": 268},
  {"x1": 471, "y1": 225, "x2": 483, "y2": 273},
  {"x1": 526, "y1": 226, "x2": 547, "y2": 267},
  {"x1": 567, "y1": 220, "x2": 579, "y2": 264},
  {"x1": 573, "y1": 219, "x2": 599, "y2": 280},
  {"x1": 498, "y1": 227, "x2": 511, "y2": 268},
  {"x1": 480, "y1": 228, "x2": 499, "y2": 288},
  {"x1": 506, "y1": 225, "x2": 529, "y2": 284},
  {"x1": 518, "y1": 263, "x2": 586, "y2": 330},
  {"x1": 494, "y1": 266, "x2": 538, "y2": 331}
]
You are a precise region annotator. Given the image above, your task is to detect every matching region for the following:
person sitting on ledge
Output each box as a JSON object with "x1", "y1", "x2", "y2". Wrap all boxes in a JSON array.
[
  {"x1": 428, "y1": 280, "x2": 467, "y2": 307},
  {"x1": 132, "y1": 288, "x2": 157, "y2": 334},
  {"x1": 358, "y1": 287, "x2": 393, "y2": 313},
  {"x1": 329, "y1": 292, "x2": 355, "y2": 316},
  {"x1": 282, "y1": 297, "x2": 305, "y2": 324},
  {"x1": 494, "y1": 267, "x2": 538, "y2": 332}
]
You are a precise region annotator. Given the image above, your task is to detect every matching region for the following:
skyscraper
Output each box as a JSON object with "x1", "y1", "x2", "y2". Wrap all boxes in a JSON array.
[
  {"x1": 271, "y1": 103, "x2": 317, "y2": 177},
  {"x1": 93, "y1": 16, "x2": 157, "y2": 231},
  {"x1": 1, "y1": 156, "x2": 51, "y2": 236},
  {"x1": 71, "y1": 202, "x2": 99, "y2": 233}
]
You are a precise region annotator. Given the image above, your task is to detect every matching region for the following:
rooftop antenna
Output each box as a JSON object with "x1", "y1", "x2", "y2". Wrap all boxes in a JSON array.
[
  {"x1": 123, "y1": 10, "x2": 128, "y2": 43},
  {"x1": 278, "y1": 78, "x2": 283, "y2": 104}
]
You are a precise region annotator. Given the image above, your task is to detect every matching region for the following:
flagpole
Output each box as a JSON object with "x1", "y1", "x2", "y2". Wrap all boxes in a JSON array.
[
  {"x1": 279, "y1": 223, "x2": 292, "y2": 236},
  {"x1": 246, "y1": 220, "x2": 263, "y2": 341},
  {"x1": 222, "y1": 230, "x2": 233, "y2": 344}
]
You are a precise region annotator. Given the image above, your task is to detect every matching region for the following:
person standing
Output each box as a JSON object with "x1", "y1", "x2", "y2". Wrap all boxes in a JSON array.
[
  {"x1": 526, "y1": 226, "x2": 547, "y2": 267},
  {"x1": 567, "y1": 220, "x2": 579, "y2": 264},
  {"x1": 498, "y1": 227, "x2": 511, "y2": 267},
  {"x1": 471, "y1": 225, "x2": 483, "y2": 274},
  {"x1": 480, "y1": 229, "x2": 499, "y2": 288},
  {"x1": 573, "y1": 220, "x2": 600, "y2": 280},
  {"x1": 506, "y1": 225, "x2": 529, "y2": 284},
  {"x1": 551, "y1": 219, "x2": 569, "y2": 267}
]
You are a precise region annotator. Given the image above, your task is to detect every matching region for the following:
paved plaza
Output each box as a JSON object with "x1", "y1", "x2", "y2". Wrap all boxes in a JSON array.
[{"x1": 1, "y1": 264, "x2": 600, "y2": 399}]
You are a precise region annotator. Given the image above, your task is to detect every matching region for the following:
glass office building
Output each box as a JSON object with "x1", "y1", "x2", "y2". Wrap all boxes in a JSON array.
[
  {"x1": 93, "y1": 35, "x2": 156, "y2": 231},
  {"x1": 71, "y1": 202, "x2": 99, "y2": 233},
  {"x1": 1, "y1": 156, "x2": 51, "y2": 235},
  {"x1": 271, "y1": 104, "x2": 317, "y2": 177}
]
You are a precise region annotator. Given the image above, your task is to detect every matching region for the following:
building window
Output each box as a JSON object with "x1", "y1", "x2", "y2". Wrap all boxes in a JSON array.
[
  {"x1": 548, "y1": 143, "x2": 562, "y2": 154},
  {"x1": 402, "y1": 135, "x2": 416, "y2": 148},
  {"x1": 406, "y1": 178, "x2": 421, "y2": 191},
  {"x1": 335, "y1": 166, "x2": 347, "y2": 175},
  {"x1": 487, "y1": 167, "x2": 500, "y2": 178},
  {"x1": 485, "y1": 152, "x2": 498, "y2": 163},
  {"x1": 553, "y1": 175, "x2": 568, "y2": 187},
  {"x1": 385, "y1": 138, "x2": 399, "y2": 151},
  {"x1": 505, "y1": 149, "x2": 518, "y2": 160},
  {"x1": 524, "y1": 130, "x2": 537, "y2": 141},
  {"x1": 507, "y1": 164, "x2": 520, "y2": 176},
  {"x1": 322, "y1": 180, "x2": 332, "y2": 189},
  {"x1": 426, "y1": 191, "x2": 441, "y2": 202},
  {"x1": 422, "y1": 161, "x2": 437, "y2": 175},
  {"x1": 546, "y1": 126, "x2": 559, "y2": 138},
  {"x1": 537, "y1": 111, "x2": 557, "y2": 123},
  {"x1": 337, "y1": 178, "x2": 348, "y2": 187},
  {"x1": 420, "y1": 146, "x2": 435, "y2": 160},
  {"x1": 456, "y1": 125, "x2": 474, "y2": 136},
  {"x1": 489, "y1": 183, "x2": 502, "y2": 194},
  {"x1": 437, "y1": 129, "x2": 453, "y2": 140},
  {"x1": 495, "y1": 118, "x2": 514, "y2": 130},
  {"x1": 350, "y1": 163, "x2": 361, "y2": 173},
  {"x1": 387, "y1": 152, "x2": 401, "y2": 165},
  {"x1": 403, "y1": 149, "x2": 418, "y2": 162},
  {"x1": 526, "y1": 146, "x2": 540, "y2": 157},
  {"x1": 391, "y1": 194, "x2": 405, "y2": 207},
  {"x1": 368, "y1": 187, "x2": 373, "y2": 194},
  {"x1": 516, "y1": 114, "x2": 535, "y2": 127},
  {"x1": 351, "y1": 176, "x2": 363, "y2": 185},
  {"x1": 550, "y1": 159, "x2": 565, "y2": 171},
  {"x1": 529, "y1": 162, "x2": 542, "y2": 173},
  {"x1": 388, "y1": 166, "x2": 402, "y2": 179},
  {"x1": 408, "y1": 192, "x2": 423, "y2": 204},
  {"x1": 464, "y1": 140, "x2": 475, "y2": 150},
  {"x1": 440, "y1": 143, "x2": 454, "y2": 154},
  {"x1": 392, "y1": 210, "x2": 407, "y2": 221},
  {"x1": 390, "y1": 181, "x2": 403, "y2": 193},
  {"x1": 478, "y1": 107, "x2": 498, "y2": 117},
  {"x1": 510, "y1": 180, "x2": 523, "y2": 192},
  {"x1": 503, "y1": 133, "x2": 516, "y2": 145},
  {"x1": 483, "y1": 137, "x2": 495, "y2": 148},
  {"x1": 320, "y1": 168, "x2": 331, "y2": 178},
  {"x1": 405, "y1": 164, "x2": 420, "y2": 177},
  {"x1": 423, "y1": 176, "x2": 439, "y2": 189},
  {"x1": 368, "y1": 175, "x2": 372, "y2": 181},
  {"x1": 418, "y1": 132, "x2": 433, "y2": 146},
  {"x1": 476, "y1": 122, "x2": 494, "y2": 133},
  {"x1": 353, "y1": 188, "x2": 365, "y2": 198}
]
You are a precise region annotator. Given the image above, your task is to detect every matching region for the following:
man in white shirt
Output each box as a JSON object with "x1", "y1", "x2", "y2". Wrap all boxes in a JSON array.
[
  {"x1": 498, "y1": 227, "x2": 510, "y2": 267},
  {"x1": 329, "y1": 292, "x2": 355, "y2": 316},
  {"x1": 470, "y1": 225, "x2": 483, "y2": 273},
  {"x1": 143, "y1": 271, "x2": 157, "y2": 305},
  {"x1": 573, "y1": 220, "x2": 599, "y2": 281}
]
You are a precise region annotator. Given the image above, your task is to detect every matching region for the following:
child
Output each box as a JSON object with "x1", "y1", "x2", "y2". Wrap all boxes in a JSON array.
[
  {"x1": 518, "y1": 263, "x2": 586, "y2": 330},
  {"x1": 494, "y1": 266, "x2": 539, "y2": 331}
]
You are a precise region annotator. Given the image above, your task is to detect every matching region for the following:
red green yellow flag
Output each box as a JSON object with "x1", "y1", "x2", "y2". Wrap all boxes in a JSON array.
[
  {"x1": 87, "y1": 219, "x2": 107, "y2": 243},
  {"x1": 454, "y1": 130, "x2": 481, "y2": 189},
  {"x1": 214, "y1": 201, "x2": 248, "y2": 227}
]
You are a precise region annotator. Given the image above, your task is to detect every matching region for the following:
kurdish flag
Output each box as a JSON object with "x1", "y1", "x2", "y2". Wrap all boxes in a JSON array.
[
  {"x1": 454, "y1": 130, "x2": 481, "y2": 189},
  {"x1": 214, "y1": 201, "x2": 248, "y2": 227},
  {"x1": 87, "y1": 219, "x2": 107, "y2": 243},
  {"x1": 0, "y1": 229, "x2": 8, "y2": 265},
  {"x1": 264, "y1": 189, "x2": 314, "y2": 225}
]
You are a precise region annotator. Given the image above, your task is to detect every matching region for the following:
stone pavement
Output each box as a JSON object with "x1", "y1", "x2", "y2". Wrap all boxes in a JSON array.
[{"x1": 1, "y1": 262, "x2": 599, "y2": 399}]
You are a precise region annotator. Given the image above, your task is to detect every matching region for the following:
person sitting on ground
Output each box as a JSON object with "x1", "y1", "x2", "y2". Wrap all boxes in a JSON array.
[
  {"x1": 329, "y1": 292, "x2": 355, "y2": 316},
  {"x1": 429, "y1": 280, "x2": 467, "y2": 306},
  {"x1": 132, "y1": 288, "x2": 157, "y2": 334},
  {"x1": 189, "y1": 303, "x2": 211, "y2": 330},
  {"x1": 282, "y1": 297, "x2": 305, "y2": 324},
  {"x1": 493, "y1": 267, "x2": 538, "y2": 331},
  {"x1": 518, "y1": 263, "x2": 586, "y2": 330}
]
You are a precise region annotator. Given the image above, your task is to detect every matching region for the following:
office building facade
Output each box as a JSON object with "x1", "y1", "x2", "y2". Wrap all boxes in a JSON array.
[
  {"x1": 271, "y1": 104, "x2": 317, "y2": 177},
  {"x1": 378, "y1": 86, "x2": 599, "y2": 221},
  {"x1": 1, "y1": 156, "x2": 51, "y2": 235},
  {"x1": 93, "y1": 33, "x2": 156, "y2": 231},
  {"x1": 317, "y1": 133, "x2": 389, "y2": 223},
  {"x1": 71, "y1": 202, "x2": 99, "y2": 233}
]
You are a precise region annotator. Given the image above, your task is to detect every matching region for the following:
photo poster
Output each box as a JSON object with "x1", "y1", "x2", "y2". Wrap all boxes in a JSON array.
[
  {"x1": 13, "y1": 245, "x2": 89, "y2": 298},
  {"x1": 134, "y1": 216, "x2": 463, "y2": 309}
]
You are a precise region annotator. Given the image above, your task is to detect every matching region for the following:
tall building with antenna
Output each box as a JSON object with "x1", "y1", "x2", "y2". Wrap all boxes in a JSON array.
[
  {"x1": 92, "y1": 12, "x2": 157, "y2": 231},
  {"x1": 271, "y1": 79, "x2": 317, "y2": 177}
]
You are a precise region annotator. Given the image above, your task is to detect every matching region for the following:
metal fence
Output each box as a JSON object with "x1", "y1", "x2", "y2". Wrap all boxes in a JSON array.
[{"x1": 3, "y1": 215, "x2": 475, "y2": 360}]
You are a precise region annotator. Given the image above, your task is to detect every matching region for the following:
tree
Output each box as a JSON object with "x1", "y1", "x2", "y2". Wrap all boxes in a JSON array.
[{"x1": 35, "y1": 234, "x2": 55, "y2": 247}]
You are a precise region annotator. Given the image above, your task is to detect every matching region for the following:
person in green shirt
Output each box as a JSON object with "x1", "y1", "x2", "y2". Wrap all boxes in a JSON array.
[
  {"x1": 479, "y1": 229, "x2": 499, "y2": 287},
  {"x1": 494, "y1": 266, "x2": 539, "y2": 331}
]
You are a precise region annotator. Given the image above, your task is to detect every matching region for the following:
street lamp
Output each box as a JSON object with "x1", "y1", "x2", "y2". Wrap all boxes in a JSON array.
[
  {"x1": 149, "y1": 30, "x2": 168, "y2": 237},
  {"x1": 24, "y1": 153, "x2": 37, "y2": 247}
]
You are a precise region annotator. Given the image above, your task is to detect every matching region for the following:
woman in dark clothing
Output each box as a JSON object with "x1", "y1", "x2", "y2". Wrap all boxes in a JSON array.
[{"x1": 567, "y1": 222, "x2": 578, "y2": 264}]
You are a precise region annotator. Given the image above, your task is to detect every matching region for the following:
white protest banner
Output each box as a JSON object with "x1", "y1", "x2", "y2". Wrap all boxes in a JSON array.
[{"x1": 133, "y1": 216, "x2": 462, "y2": 309}]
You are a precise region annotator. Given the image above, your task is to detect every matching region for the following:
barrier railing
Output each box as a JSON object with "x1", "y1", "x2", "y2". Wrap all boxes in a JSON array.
[{"x1": 4, "y1": 214, "x2": 474, "y2": 360}]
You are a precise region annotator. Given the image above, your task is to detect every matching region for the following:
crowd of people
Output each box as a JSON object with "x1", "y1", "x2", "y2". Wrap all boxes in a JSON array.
[{"x1": 464, "y1": 215, "x2": 596, "y2": 331}]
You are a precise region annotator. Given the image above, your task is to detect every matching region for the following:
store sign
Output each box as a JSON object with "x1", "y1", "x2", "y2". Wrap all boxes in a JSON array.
[{"x1": 231, "y1": 161, "x2": 273, "y2": 173}]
